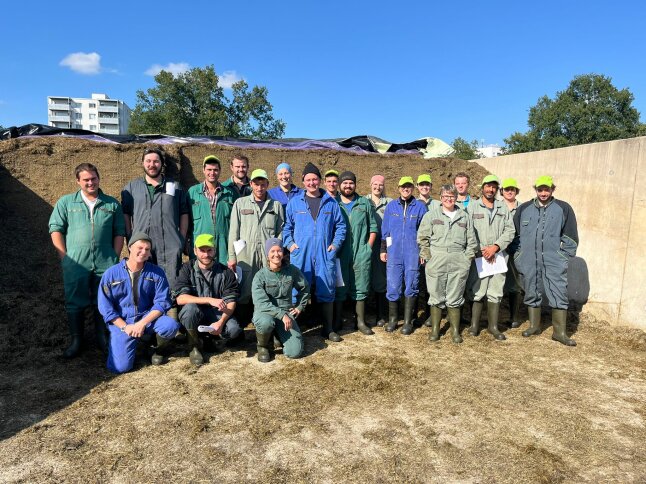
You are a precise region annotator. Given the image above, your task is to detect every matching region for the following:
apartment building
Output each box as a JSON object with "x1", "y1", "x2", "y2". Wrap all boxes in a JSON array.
[{"x1": 47, "y1": 93, "x2": 131, "y2": 135}]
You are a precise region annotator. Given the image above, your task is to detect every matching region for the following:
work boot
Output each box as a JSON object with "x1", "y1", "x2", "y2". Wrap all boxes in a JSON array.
[
  {"x1": 375, "y1": 292, "x2": 387, "y2": 327},
  {"x1": 256, "y1": 331, "x2": 273, "y2": 362},
  {"x1": 422, "y1": 301, "x2": 432, "y2": 327},
  {"x1": 320, "y1": 302, "x2": 341, "y2": 342},
  {"x1": 333, "y1": 299, "x2": 344, "y2": 333},
  {"x1": 508, "y1": 292, "x2": 522, "y2": 328},
  {"x1": 523, "y1": 307, "x2": 542, "y2": 337},
  {"x1": 63, "y1": 311, "x2": 84, "y2": 359},
  {"x1": 385, "y1": 301, "x2": 399, "y2": 332},
  {"x1": 167, "y1": 306, "x2": 179, "y2": 321},
  {"x1": 551, "y1": 309, "x2": 576, "y2": 346},
  {"x1": 447, "y1": 307, "x2": 463, "y2": 344},
  {"x1": 355, "y1": 300, "x2": 373, "y2": 335},
  {"x1": 151, "y1": 334, "x2": 172, "y2": 366},
  {"x1": 487, "y1": 302, "x2": 506, "y2": 341},
  {"x1": 401, "y1": 296, "x2": 417, "y2": 335},
  {"x1": 186, "y1": 329, "x2": 204, "y2": 366},
  {"x1": 92, "y1": 306, "x2": 108, "y2": 353},
  {"x1": 273, "y1": 335, "x2": 283, "y2": 350},
  {"x1": 469, "y1": 300, "x2": 484, "y2": 336},
  {"x1": 428, "y1": 305, "x2": 443, "y2": 342}
]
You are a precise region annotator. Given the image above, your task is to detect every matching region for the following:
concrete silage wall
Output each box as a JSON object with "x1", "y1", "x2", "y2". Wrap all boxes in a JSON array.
[{"x1": 473, "y1": 136, "x2": 646, "y2": 330}]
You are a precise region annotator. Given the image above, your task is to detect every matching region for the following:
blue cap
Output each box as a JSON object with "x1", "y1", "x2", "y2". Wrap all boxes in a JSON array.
[{"x1": 276, "y1": 162, "x2": 292, "y2": 174}]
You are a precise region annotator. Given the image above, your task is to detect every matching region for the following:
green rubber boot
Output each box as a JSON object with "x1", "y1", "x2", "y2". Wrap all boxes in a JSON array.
[
  {"x1": 487, "y1": 302, "x2": 506, "y2": 341},
  {"x1": 523, "y1": 307, "x2": 542, "y2": 337},
  {"x1": 93, "y1": 306, "x2": 108, "y2": 354},
  {"x1": 333, "y1": 299, "x2": 344, "y2": 333},
  {"x1": 320, "y1": 302, "x2": 341, "y2": 342},
  {"x1": 385, "y1": 300, "x2": 399, "y2": 332},
  {"x1": 186, "y1": 329, "x2": 204, "y2": 366},
  {"x1": 356, "y1": 300, "x2": 374, "y2": 335},
  {"x1": 428, "y1": 306, "x2": 443, "y2": 342},
  {"x1": 400, "y1": 296, "x2": 417, "y2": 335},
  {"x1": 375, "y1": 292, "x2": 387, "y2": 327},
  {"x1": 256, "y1": 331, "x2": 273, "y2": 362},
  {"x1": 468, "y1": 300, "x2": 483, "y2": 336},
  {"x1": 447, "y1": 307, "x2": 463, "y2": 344},
  {"x1": 151, "y1": 334, "x2": 172, "y2": 366},
  {"x1": 508, "y1": 292, "x2": 522, "y2": 328},
  {"x1": 551, "y1": 309, "x2": 576, "y2": 346},
  {"x1": 63, "y1": 311, "x2": 84, "y2": 359}
]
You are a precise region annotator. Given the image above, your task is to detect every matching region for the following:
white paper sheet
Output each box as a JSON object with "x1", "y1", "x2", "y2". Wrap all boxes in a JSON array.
[
  {"x1": 335, "y1": 258, "x2": 345, "y2": 287},
  {"x1": 386, "y1": 236, "x2": 393, "y2": 247},
  {"x1": 233, "y1": 239, "x2": 246, "y2": 255},
  {"x1": 475, "y1": 252, "x2": 509, "y2": 278},
  {"x1": 165, "y1": 181, "x2": 176, "y2": 196}
]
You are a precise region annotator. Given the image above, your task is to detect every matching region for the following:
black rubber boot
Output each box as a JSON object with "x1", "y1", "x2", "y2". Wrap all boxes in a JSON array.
[
  {"x1": 63, "y1": 311, "x2": 84, "y2": 359},
  {"x1": 320, "y1": 302, "x2": 341, "y2": 342},
  {"x1": 151, "y1": 334, "x2": 172, "y2": 366},
  {"x1": 523, "y1": 307, "x2": 542, "y2": 337},
  {"x1": 385, "y1": 301, "x2": 399, "y2": 332},
  {"x1": 333, "y1": 299, "x2": 344, "y2": 333},
  {"x1": 468, "y1": 301, "x2": 483, "y2": 336},
  {"x1": 447, "y1": 307, "x2": 463, "y2": 344},
  {"x1": 167, "y1": 306, "x2": 179, "y2": 321},
  {"x1": 400, "y1": 297, "x2": 416, "y2": 335},
  {"x1": 375, "y1": 292, "x2": 387, "y2": 327},
  {"x1": 508, "y1": 292, "x2": 522, "y2": 328},
  {"x1": 428, "y1": 306, "x2": 443, "y2": 342},
  {"x1": 551, "y1": 309, "x2": 576, "y2": 346},
  {"x1": 487, "y1": 302, "x2": 506, "y2": 341},
  {"x1": 256, "y1": 331, "x2": 273, "y2": 362},
  {"x1": 356, "y1": 300, "x2": 374, "y2": 335},
  {"x1": 186, "y1": 329, "x2": 204, "y2": 366},
  {"x1": 93, "y1": 306, "x2": 108, "y2": 353}
]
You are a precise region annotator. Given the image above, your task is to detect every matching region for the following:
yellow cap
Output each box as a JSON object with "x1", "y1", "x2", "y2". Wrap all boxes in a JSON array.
[
  {"x1": 203, "y1": 155, "x2": 221, "y2": 167},
  {"x1": 398, "y1": 176, "x2": 415, "y2": 186},
  {"x1": 194, "y1": 234, "x2": 215, "y2": 248},
  {"x1": 502, "y1": 178, "x2": 519, "y2": 189},
  {"x1": 481, "y1": 174, "x2": 500, "y2": 186},
  {"x1": 417, "y1": 174, "x2": 432, "y2": 184},
  {"x1": 324, "y1": 169, "x2": 339, "y2": 177},
  {"x1": 534, "y1": 175, "x2": 554, "y2": 187},
  {"x1": 250, "y1": 169, "x2": 269, "y2": 180}
]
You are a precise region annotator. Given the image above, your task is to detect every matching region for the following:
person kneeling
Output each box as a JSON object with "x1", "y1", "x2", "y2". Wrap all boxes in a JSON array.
[
  {"x1": 174, "y1": 234, "x2": 241, "y2": 366},
  {"x1": 251, "y1": 238, "x2": 310, "y2": 362},
  {"x1": 98, "y1": 233, "x2": 181, "y2": 374}
]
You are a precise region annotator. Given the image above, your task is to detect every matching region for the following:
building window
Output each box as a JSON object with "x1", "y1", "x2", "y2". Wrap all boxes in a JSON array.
[
  {"x1": 74, "y1": 124, "x2": 83, "y2": 129},
  {"x1": 89, "y1": 114, "x2": 96, "y2": 120},
  {"x1": 89, "y1": 125, "x2": 97, "y2": 131},
  {"x1": 89, "y1": 103, "x2": 96, "y2": 108},
  {"x1": 74, "y1": 113, "x2": 82, "y2": 119}
]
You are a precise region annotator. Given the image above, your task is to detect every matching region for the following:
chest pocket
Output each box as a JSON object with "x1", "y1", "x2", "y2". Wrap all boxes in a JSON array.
[
  {"x1": 67, "y1": 207, "x2": 89, "y2": 226},
  {"x1": 265, "y1": 276, "x2": 292, "y2": 299}
]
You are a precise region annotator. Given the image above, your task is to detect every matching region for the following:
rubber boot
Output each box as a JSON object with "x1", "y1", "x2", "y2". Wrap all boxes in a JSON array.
[
  {"x1": 447, "y1": 307, "x2": 463, "y2": 344},
  {"x1": 400, "y1": 296, "x2": 416, "y2": 335},
  {"x1": 375, "y1": 292, "x2": 387, "y2": 327},
  {"x1": 63, "y1": 311, "x2": 84, "y2": 359},
  {"x1": 508, "y1": 292, "x2": 522, "y2": 328},
  {"x1": 385, "y1": 301, "x2": 399, "y2": 332},
  {"x1": 93, "y1": 306, "x2": 108, "y2": 353},
  {"x1": 186, "y1": 329, "x2": 204, "y2": 366},
  {"x1": 320, "y1": 302, "x2": 341, "y2": 342},
  {"x1": 523, "y1": 307, "x2": 542, "y2": 337},
  {"x1": 151, "y1": 334, "x2": 172, "y2": 365},
  {"x1": 422, "y1": 301, "x2": 432, "y2": 327},
  {"x1": 333, "y1": 299, "x2": 344, "y2": 333},
  {"x1": 469, "y1": 301, "x2": 483, "y2": 336},
  {"x1": 487, "y1": 302, "x2": 506, "y2": 341},
  {"x1": 551, "y1": 309, "x2": 576, "y2": 346},
  {"x1": 256, "y1": 331, "x2": 273, "y2": 362},
  {"x1": 355, "y1": 300, "x2": 374, "y2": 335},
  {"x1": 167, "y1": 306, "x2": 179, "y2": 321},
  {"x1": 428, "y1": 306, "x2": 443, "y2": 342}
]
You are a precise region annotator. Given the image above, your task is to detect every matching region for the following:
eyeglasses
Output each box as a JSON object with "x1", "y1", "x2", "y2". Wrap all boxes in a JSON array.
[{"x1": 441, "y1": 195, "x2": 456, "y2": 200}]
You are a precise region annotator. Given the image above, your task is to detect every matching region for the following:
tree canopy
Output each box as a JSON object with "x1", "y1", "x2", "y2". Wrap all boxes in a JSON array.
[
  {"x1": 129, "y1": 65, "x2": 286, "y2": 139},
  {"x1": 451, "y1": 137, "x2": 482, "y2": 160},
  {"x1": 504, "y1": 74, "x2": 645, "y2": 154}
]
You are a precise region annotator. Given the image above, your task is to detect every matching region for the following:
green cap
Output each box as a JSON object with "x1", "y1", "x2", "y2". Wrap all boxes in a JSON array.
[
  {"x1": 194, "y1": 234, "x2": 215, "y2": 248},
  {"x1": 250, "y1": 169, "x2": 269, "y2": 181},
  {"x1": 203, "y1": 155, "x2": 221, "y2": 167},
  {"x1": 398, "y1": 176, "x2": 415, "y2": 187},
  {"x1": 481, "y1": 174, "x2": 500, "y2": 186},
  {"x1": 324, "y1": 169, "x2": 339, "y2": 177},
  {"x1": 534, "y1": 175, "x2": 554, "y2": 188},
  {"x1": 417, "y1": 174, "x2": 432, "y2": 184},
  {"x1": 502, "y1": 178, "x2": 519, "y2": 189}
]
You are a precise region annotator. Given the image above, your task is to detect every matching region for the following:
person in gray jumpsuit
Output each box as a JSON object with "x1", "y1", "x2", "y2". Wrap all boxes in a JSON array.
[
  {"x1": 513, "y1": 175, "x2": 579, "y2": 346},
  {"x1": 122, "y1": 148, "x2": 189, "y2": 294}
]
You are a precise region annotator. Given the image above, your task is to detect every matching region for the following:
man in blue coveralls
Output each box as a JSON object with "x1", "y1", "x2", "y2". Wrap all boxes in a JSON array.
[{"x1": 283, "y1": 162, "x2": 346, "y2": 343}]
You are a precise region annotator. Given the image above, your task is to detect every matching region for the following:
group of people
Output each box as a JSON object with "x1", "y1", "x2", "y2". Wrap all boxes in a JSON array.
[{"x1": 49, "y1": 148, "x2": 579, "y2": 374}]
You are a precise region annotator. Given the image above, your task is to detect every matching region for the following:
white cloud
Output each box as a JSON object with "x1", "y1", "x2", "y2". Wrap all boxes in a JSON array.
[
  {"x1": 60, "y1": 52, "x2": 102, "y2": 75},
  {"x1": 219, "y1": 70, "x2": 243, "y2": 89},
  {"x1": 145, "y1": 62, "x2": 191, "y2": 77}
]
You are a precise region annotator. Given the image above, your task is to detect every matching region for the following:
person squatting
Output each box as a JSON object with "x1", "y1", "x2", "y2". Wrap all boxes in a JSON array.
[{"x1": 49, "y1": 151, "x2": 579, "y2": 374}]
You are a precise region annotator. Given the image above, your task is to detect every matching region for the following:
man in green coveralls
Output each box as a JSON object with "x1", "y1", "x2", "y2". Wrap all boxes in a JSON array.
[
  {"x1": 187, "y1": 155, "x2": 236, "y2": 266},
  {"x1": 49, "y1": 163, "x2": 126, "y2": 358},
  {"x1": 335, "y1": 171, "x2": 378, "y2": 335}
]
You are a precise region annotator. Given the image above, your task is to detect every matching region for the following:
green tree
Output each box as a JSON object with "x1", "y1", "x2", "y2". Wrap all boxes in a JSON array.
[
  {"x1": 504, "y1": 74, "x2": 644, "y2": 154},
  {"x1": 451, "y1": 137, "x2": 482, "y2": 160},
  {"x1": 129, "y1": 65, "x2": 286, "y2": 138}
]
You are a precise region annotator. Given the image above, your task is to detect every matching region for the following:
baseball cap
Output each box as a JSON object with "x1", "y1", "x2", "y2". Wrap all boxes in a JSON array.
[
  {"x1": 417, "y1": 174, "x2": 432, "y2": 184},
  {"x1": 194, "y1": 234, "x2": 215, "y2": 248},
  {"x1": 398, "y1": 176, "x2": 415, "y2": 186}
]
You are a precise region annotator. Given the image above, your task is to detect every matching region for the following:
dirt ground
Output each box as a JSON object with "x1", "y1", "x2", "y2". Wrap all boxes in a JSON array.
[{"x1": 0, "y1": 137, "x2": 645, "y2": 482}]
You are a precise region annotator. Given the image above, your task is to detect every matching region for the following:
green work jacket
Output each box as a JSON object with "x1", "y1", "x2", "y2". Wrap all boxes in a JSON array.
[
  {"x1": 251, "y1": 264, "x2": 310, "y2": 321},
  {"x1": 466, "y1": 198, "x2": 515, "y2": 255}
]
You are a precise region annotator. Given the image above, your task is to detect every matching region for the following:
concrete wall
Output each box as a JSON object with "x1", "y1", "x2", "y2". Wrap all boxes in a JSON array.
[{"x1": 473, "y1": 137, "x2": 646, "y2": 330}]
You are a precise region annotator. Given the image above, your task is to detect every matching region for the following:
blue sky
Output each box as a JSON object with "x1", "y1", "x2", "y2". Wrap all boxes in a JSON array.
[{"x1": 2, "y1": 0, "x2": 645, "y2": 146}]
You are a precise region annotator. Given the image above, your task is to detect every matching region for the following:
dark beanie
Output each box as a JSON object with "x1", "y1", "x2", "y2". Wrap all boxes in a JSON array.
[
  {"x1": 302, "y1": 162, "x2": 321, "y2": 179},
  {"x1": 128, "y1": 231, "x2": 152, "y2": 248},
  {"x1": 339, "y1": 171, "x2": 356, "y2": 183}
]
